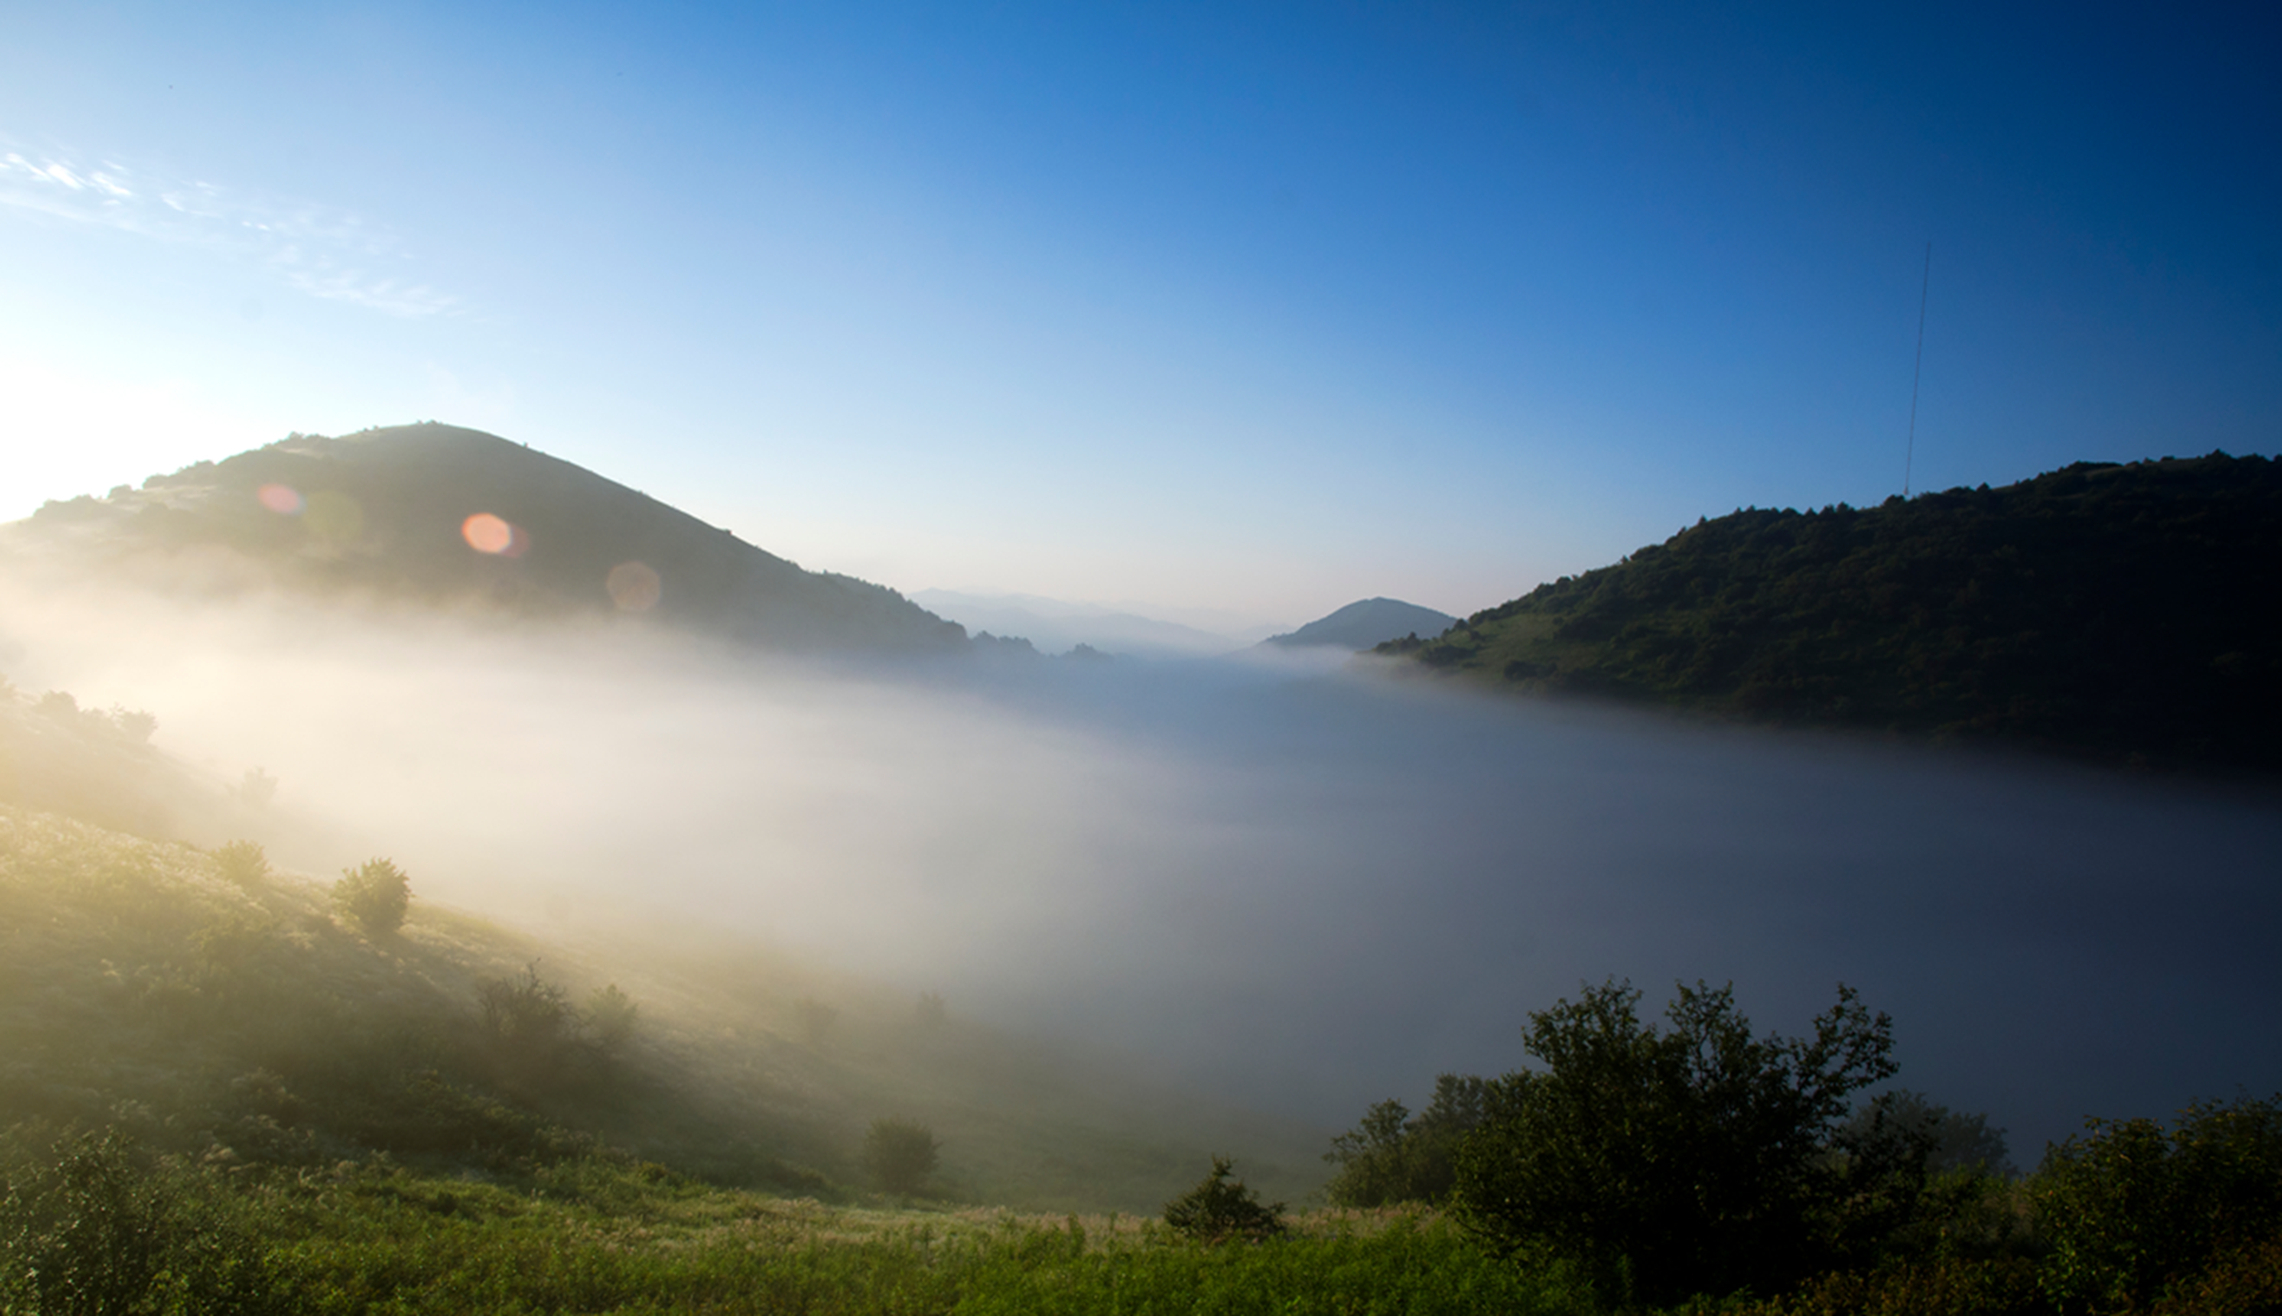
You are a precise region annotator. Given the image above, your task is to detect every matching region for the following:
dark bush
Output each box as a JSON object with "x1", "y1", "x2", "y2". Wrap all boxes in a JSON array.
[
  {"x1": 1164, "y1": 1156, "x2": 1285, "y2": 1243},
  {"x1": 861, "y1": 1118, "x2": 939, "y2": 1195},
  {"x1": 1452, "y1": 979, "x2": 1900, "y2": 1305}
]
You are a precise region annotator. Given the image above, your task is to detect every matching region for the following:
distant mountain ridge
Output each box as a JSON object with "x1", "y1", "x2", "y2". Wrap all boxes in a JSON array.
[
  {"x1": 911, "y1": 589, "x2": 1251, "y2": 657},
  {"x1": 1264, "y1": 598, "x2": 1459, "y2": 651},
  {"x1": 1380, "y1": 453, "x2": 2282, "y2": 774},
  {"x1": 6, "y1": 423, "x2": 966, "y2": 653}
]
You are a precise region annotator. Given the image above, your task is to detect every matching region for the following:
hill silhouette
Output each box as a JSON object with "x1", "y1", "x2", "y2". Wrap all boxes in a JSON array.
[
  {"x1": 1379, "y1": 453, "x2": 2282, "y2": 773},
  {"x1": 1263, "y1": 598, "x2": 1458, "y2": 651},
  {"x1": 7, "y1": 423, "x2": 967, "y2": 653}
]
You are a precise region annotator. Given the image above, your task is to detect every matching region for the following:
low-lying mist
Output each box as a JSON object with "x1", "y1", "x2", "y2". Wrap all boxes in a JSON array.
[{"x1": 8, "y1": 581, "x2": 2278, "y2": 1157}]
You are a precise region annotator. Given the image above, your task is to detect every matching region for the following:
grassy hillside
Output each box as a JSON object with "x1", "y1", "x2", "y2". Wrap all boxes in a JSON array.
[
  {"x1": 1381, "y1": 453, "x2": 2282, "y2": 772},
  {"x1": 3, "y1": 423, "x2": 966, "y2": 653},
  {"x1": 0, "y1": 689, "x2": 1327, "y2": 1218}
]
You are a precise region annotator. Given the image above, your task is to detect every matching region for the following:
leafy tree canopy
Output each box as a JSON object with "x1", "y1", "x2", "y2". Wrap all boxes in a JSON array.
[{"x1": 1453, "y1": 979, "x2": 1901, "y2": 1306}]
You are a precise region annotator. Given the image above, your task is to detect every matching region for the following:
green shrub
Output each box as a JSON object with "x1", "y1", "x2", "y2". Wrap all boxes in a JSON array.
[
  {"x1": 2032, "y1": 1094, "x2": 2282, "y2": 1312},
  {"x1": 1163, "y1": 1156, "x2": 1285, "y2": 1243},
  {"x1": 332, "y1": 857, "x2": 410, "y2": 934},
  {"x1": 212, "y1": 839, "x2": 270, "y2": 887},
  {"x1": 861, "y1": 1118, "x2": 939, "y2": 1195},
  {"x1": 0, "y1": 1129, "x2": 282, "y2": 1315}
]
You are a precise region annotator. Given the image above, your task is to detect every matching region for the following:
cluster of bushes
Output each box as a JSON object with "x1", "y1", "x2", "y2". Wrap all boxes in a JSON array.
[
  {"x1": 1319, "y1": 978, "x2": 2282, "y2": 1312},
  {"x1": 0, "y1": 1129, "x2": 286, "y2": 1314},
  {"x1": 30, "y1": 689, "x2": 158, "y2": 745}
]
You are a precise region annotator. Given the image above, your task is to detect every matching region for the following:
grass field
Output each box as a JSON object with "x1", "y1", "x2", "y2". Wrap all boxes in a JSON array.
[{"x1": 3, "y1": 1136, "x2": 1577, "y2": 1316}]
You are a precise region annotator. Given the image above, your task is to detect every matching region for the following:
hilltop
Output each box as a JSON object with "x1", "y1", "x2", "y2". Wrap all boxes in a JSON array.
[
  {"x1": 1263, "y1": 598, "x2": 1458, "y2": 652},
  {"x1": 1379, "y1": 453, "x2": 2282, "y2": 773},
  {"x1": 3, "y1": 423, "x2": 966, "y2": 654}
]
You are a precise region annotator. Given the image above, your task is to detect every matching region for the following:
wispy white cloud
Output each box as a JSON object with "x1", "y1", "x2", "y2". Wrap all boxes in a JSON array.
[{"x1": 0, "y1": 143, "x2": 460, "y2": 319}]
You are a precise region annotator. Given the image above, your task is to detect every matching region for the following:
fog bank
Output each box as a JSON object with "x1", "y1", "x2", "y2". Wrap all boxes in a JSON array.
[{"x1": 7, "y1": 583, "x2": 2277, "y2": 1157}]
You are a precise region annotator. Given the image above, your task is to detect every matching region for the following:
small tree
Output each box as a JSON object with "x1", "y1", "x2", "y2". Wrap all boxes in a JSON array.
[
  {"x1": 1324, "y1": 1074, "x2": 1493, "y2": 1207},
  {"x1": 479, "y1": 962, "x2": 574, "y2": 1050},
  {"x1": 332, "y1": 858, "x2": 410, "y2": 934},
  {"x1": 1164, "y1": 1156, "x2": 1285, "y2": 1243},
  {"x1": 1453, "y1": 979, "x2": 1899, "y2": 1305},
  {"x1": 478, "y1": 961, "x2": 580, "y2": 1091},
  {"x1": 861, "y1": 1118, "x2": 939, "y2": 1195},
  {"x1": 586, "y1": 984, "x2": 639, "y2": 1054}
]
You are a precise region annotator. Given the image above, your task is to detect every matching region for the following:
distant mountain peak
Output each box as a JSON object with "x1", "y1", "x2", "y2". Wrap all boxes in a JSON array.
[{"x1": 1262, "y1": 598, "x2": 1460, "y2": 652}]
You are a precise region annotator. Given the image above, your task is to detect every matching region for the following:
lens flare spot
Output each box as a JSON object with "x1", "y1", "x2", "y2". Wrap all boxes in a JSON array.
[
  {"x1": 606, "y1": 561, "x2": 662, "y2": 612},
  {"x1": 302, "y1": 490, "x2": 365, "y2": 543},
  {"x1": 256, "y1": 484, "x2": 304, "y2": 515},
  {"x1": 461, "y1": 512, "x2": 524, "y2": 556}
]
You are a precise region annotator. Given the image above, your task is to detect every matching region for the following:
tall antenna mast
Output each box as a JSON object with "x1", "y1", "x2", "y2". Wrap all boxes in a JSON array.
[{"x1": 1904, "y1": 241, "x2": 1931, "y2": 497}]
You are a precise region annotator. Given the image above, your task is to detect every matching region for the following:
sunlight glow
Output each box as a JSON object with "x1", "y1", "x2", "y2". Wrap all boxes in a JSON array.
[
  {"x1": 256, "y1": 483, "x2": 303, "y2": 515},
  {"x1": 460, "y1": 512, "x2": 526, "y2": 557}
]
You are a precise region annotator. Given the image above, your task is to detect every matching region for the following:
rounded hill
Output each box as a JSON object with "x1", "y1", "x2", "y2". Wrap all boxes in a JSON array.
[
  {"x1": 11, "y1": 423, "x2": 966, "y2": 653},
  {"x1": 1381, "y1": 453, "x2": 2282, "y2": 774}
]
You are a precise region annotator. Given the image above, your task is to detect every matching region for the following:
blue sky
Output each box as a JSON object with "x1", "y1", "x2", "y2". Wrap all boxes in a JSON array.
[{"x1": 3, "y1": 1, "x2": 2276, "y2": 624}]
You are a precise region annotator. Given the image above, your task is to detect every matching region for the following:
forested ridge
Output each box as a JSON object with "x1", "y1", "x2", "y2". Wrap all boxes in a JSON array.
[{"x1": 1380, "y1": 452, "x2": 2282, "y2": 773}]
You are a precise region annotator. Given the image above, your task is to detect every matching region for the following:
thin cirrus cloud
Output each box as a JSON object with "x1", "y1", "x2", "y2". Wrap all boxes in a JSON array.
[{"x1": 0, "y1": 142, "x2": 460, "y2": 319}]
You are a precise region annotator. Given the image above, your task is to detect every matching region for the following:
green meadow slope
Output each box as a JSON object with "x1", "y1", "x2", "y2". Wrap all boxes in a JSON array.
[
  {"x1": 0, "y1": 684, "x2": 1325, "y2": 1216},
  {"x1": 1382, "y1": 453, "x2": 2282, "y2": 773}
]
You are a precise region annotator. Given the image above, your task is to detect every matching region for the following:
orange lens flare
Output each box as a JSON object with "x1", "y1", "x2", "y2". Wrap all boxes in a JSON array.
[
  {"x1": 256, "y1": 484, "x2": 304, "y2": 515},
  {"x1": 461, "y1": 512, "x2": 526, "y2": 556}
]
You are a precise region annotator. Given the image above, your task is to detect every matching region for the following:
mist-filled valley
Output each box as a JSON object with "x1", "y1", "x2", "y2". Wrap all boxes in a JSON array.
[
  {"x1": 7, "y1": 566, "x2": 2276, "y2": 1169},
  {"x1": 12, "y1": 2, "x2": 2282, "y2": 1302}
]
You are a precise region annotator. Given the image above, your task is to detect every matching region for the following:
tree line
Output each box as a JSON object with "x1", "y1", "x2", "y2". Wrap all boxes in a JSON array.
[{"x1": 1302, "y1": 978, "x2": 2282, "y2": 1311}]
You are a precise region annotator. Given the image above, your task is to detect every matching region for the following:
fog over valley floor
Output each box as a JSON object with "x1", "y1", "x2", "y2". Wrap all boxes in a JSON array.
[{"x1": 7, "y1": 575, "x2": 2275, "y2": 1161}]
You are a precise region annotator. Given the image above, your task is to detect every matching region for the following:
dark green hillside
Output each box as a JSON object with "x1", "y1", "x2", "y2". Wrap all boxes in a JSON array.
[
  {"x1": 1381, "y1": 453, "x2": 2282, "y2": 772},
  {"x1": 5, "y1": 423, "x2": 966, "y2": 653}
]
